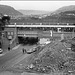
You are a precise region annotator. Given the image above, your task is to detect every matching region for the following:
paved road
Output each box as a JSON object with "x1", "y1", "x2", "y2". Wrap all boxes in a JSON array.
[
  {"x1": 0, "y1": 45, "x2": 22, "y2": 71},
  {"x1": 0, "y1": 44, "x2": 37, "y2": 72}
]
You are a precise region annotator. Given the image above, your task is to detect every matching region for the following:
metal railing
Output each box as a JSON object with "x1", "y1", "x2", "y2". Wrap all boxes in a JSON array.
[{"x1": 9, "y1": 22, "x2": 75, "y2": 25}]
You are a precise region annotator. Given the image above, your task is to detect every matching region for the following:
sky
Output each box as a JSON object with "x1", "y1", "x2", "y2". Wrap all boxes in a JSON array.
[{"x1": 0, "y1": 1, "x2": 75, "y2": 11}]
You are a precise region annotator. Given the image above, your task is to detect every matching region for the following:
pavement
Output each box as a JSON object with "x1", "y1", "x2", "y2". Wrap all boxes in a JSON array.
[
  {"x1": 0, "y1": 44, "x2": 21, "y2": 57},
  {"x1": 12, "y1": 44, "x2": 21, "y2": 50}
]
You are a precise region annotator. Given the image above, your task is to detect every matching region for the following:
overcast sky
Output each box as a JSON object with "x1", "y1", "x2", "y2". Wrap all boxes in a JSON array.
[{"x1": 0, "y1": 1, "x2": 75, "y2": 11}]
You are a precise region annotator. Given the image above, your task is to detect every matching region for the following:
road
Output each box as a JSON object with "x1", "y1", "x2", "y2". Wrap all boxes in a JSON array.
[
  {"x1": 0, "y1": 45, "x2": 22, "y2": 71},
  {"x1": 0, "y1": 44, "x2": 65, "y2": 75},
  {"x1": 0, "y1": 44, "x2": 37, "y2": 72}
]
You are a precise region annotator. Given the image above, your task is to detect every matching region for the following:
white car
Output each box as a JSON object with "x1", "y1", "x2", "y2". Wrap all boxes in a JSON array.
[
  {"x1": 26, "y1": 47, "x2": 37, "y2": 54},
  {"x1": 44, "y1": 41, "x2": 51, "y2": 44},
  {"x1": 0, "y1": 48, "x2": 3, "y2": 54}
]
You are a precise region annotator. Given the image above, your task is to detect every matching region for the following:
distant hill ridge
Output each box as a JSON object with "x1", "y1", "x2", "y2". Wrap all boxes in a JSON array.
[
  {"x1": 0, "y1": 5, "x2": 23, "y2": 16},
  {"x1": 18, "y1": 10, "x2": 51, "y2": 16}
]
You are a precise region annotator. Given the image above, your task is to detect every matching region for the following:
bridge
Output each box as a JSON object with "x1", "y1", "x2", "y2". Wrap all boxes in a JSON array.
[
  {"x1": 2, "y1": 24, "x2": 75, "y2": 49},
  {"x1": 5, "y1": 24, "x2": 75, "y2": 39}
]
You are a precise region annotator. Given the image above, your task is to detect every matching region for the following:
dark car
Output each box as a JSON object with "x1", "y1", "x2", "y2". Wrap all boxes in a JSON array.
[{"x1": 0, "y1": 48, "x2": 3, "y2": 54}]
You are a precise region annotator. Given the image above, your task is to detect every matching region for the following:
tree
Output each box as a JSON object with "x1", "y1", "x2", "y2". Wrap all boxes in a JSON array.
[{"x1": 0, "y1": 15, "x2": 10, "y2": 48}]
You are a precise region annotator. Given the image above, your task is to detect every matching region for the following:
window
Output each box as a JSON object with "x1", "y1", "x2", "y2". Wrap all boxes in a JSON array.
[
  {"x1": 11, "y1": 32, "x2": 14, "y2": 35},
  {"x1": 8, "y1": 32, "x2": 10, "y2": 35}
]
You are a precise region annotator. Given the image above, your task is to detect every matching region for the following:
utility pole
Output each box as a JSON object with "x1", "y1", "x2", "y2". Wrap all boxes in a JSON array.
[{"x1": 72, "y1": 28, "x2": 75, "y2": 38}]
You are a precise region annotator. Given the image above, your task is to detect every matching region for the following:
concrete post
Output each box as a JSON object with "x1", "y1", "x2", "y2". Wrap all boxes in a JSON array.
[
  {"x1": 61, "y1": 33, "x2": 64, "y2": 40},
  {"x1": 72, "y1": 28, "x2": 75, "y2": 38},
  {"x1": 50, "y1": 30, "x2": 52, "y2": 37}
]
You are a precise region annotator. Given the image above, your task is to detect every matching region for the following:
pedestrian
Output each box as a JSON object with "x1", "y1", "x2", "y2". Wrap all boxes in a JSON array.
[
  {"x1": 8, "y1": 46, "x2": 10, "y2": 51},
  {"x1": 24, "y1": 49, "x2": 26, "y2": 54},
  {"x1": 22, "y1": 48, "x2": 24, "y2": 54}
]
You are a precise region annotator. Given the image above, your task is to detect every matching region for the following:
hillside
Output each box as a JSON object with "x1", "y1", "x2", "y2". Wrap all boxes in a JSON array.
[
  {"x1": 24, "y1": 40, "x2": 75, "y2": 74},
  {"x1": 52, "y1": 5, "x2": 75, "y2": 14},
  {"x1": 0, "y1": 5, "x2": 23, "y2": 16},
  {"x1": 42, "y1": 5, "x2": 75, "y2": 23},
  {"x1": 10, "y1": 5, "x2": 75, "y2": 24}
]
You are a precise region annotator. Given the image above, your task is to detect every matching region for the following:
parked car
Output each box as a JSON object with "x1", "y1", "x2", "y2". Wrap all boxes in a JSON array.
[
  {"x1": 0, "y1": 48, "x2": 3, "y2": 54},
  {"x1": 25, "y1": 47, "x2": 37, "y2": 54}
]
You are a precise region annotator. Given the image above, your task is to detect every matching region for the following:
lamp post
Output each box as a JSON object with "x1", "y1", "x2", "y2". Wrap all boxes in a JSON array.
[{"x1": 14, "y1": 23, "x2": 18, "y2": 45}]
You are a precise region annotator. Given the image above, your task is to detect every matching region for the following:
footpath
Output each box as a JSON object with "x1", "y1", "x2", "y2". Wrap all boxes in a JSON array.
[{"x1": 12, "y1": 44, "x2": 21, "y2": 50}]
